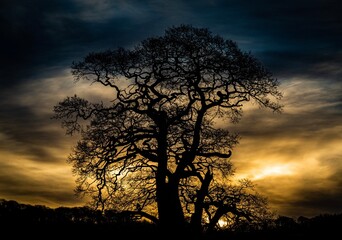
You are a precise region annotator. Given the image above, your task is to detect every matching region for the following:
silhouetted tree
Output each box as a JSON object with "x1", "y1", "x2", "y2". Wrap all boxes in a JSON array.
[{"x1": 53, "y1": 25, "x2": 282, "y2": 234}]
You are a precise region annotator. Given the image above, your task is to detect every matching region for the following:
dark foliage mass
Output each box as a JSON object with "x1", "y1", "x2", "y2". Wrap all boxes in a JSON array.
[{"x1": 1, "y1": 199, "x2": 340, "y2": 239}]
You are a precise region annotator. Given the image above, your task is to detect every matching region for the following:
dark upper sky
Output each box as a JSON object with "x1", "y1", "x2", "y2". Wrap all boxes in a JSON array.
[{"x1": 0, "y1": 0, "x2": 341, "y2": 217}]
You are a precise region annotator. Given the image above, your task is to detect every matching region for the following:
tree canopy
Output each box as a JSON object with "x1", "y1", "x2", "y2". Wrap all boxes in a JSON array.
[{"x1": 53, "y1": 25, "x2": 282, "y2": 234}]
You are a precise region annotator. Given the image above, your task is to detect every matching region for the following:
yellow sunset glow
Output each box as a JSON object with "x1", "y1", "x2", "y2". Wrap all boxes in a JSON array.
[{"x1": 252, "y1": 164, "x2": 294, "y2": 180}]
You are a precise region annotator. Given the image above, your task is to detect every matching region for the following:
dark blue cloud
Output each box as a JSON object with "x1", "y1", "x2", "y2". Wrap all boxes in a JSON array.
[
  {"x1": 0, "y1": 103, "x2": 66, "y2": 162},
  {"x1": 188, "y1": 0, "x2": 342, "y2": 79},
  {"x1": 0, "y1": 0, "x2": 158, "y2": 88},
  {"x1": 1, "y1": 0, "x2": 340, "y2": 87}
]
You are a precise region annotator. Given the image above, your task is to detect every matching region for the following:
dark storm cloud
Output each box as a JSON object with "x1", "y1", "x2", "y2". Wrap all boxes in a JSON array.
[
  {"x1": 0, "y1": 161, "x2": 82, "y2": 206},
  {"x1": 0, "y1": 99, "x2": 65, "y2": 162},
  {"x1": 1, "y1": 0, "x2": 340, "y2": 88},
  {"x1": 0, "y1": 0, "x2": 159, "y2": 88},
  {"x1": 291, "y1": 179, "x2": 342, "y2": 216},
  {"x1": 0, "y1": 0, "x2": 74, "y2": 87},
  {"x1": 277, "y1": 159, "x2": 342, "y2": 217},
  {"x1": 259, "y1": 50, "x2": 342, "y2": 80},
  {"x1": 0, "y1": 83, "x2": 74, "y2": 162},
  {"x1": 197, "y1": 0, "x2": 342, "y2": 79}
]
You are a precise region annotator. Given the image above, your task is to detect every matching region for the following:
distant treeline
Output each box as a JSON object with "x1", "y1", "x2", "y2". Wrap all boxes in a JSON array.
[
  {"x1": 0, "y1": 199, "x2": 138, "y2": 225},
  {"x1": 0, "y1": 199, "x2": 340, "y2": 239}
]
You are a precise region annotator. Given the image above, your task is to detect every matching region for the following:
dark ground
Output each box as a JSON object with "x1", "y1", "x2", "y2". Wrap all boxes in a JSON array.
[{"x1": 1, "y1": 199, "x2": 340, "y2": 239}]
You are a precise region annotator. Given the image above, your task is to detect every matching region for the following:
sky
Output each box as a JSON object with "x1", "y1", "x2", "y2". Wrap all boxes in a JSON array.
[{"x1": 0, "y1": 0, "x2": 341, "y2": 218}]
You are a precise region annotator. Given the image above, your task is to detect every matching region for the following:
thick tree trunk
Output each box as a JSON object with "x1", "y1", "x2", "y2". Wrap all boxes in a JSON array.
[
  {"x1": 156, "y1": 112, "x2": 186, "y2": 234},
  {"x1": 157, "y1": 179, "x2": 185, "y2": 232}
]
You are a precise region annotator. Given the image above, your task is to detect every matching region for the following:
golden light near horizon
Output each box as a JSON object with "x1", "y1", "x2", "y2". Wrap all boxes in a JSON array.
[{"x1": 251, "y1": 164, "x2": 294, "y2": 180}]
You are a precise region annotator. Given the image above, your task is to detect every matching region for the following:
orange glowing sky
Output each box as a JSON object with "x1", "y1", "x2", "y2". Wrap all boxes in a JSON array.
[{"x1": 0, "y1": 0, "x2": 341, "y2": 218}]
